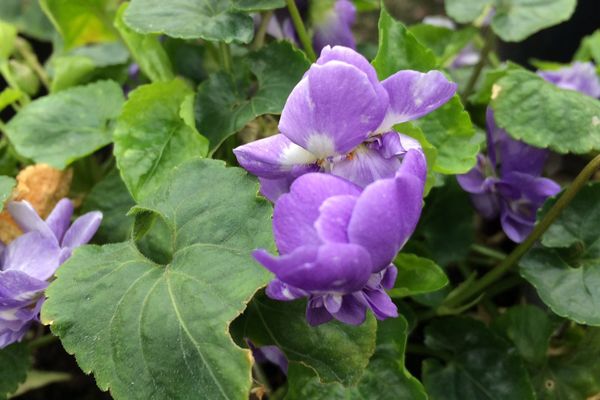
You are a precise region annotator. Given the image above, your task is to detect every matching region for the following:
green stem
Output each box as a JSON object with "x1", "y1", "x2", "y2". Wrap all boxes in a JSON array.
[
  {"x1": 444, "y1": 153, "x2": 600, "y2": 309},
  {"x1": 461, "y1": 28, "x2": 494, "y2": 101},
  {"x1": 471, "y1": 243, "x2": 506, "y2": 261},
  {"x1": 28, "y1": 334, "x2": 59, "y2": 350},
  {"x1": 218, "y1": 42, "x2": 232, "y2": 73},
  {"x1": 285, "y1": 0, "x2": 316, "y2": 61},
  {"x1": 14, "y1": 37, "x2": 50, "y2": 90},
  {"x1": 252, "y1": 11, "x2": 274, "y2": 50}
]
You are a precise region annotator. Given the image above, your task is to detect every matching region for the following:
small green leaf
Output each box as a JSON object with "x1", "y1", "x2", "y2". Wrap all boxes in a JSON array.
[
  {"x1": 409, "y1": 24, "x2": 477, "y2": 67},
  {"x1": 195, "y1": 41, "x2": 310, "y2": 154},
  {"x1": 492, "y1": 69, "x2": 600, "y2": 154},
  {"x1": 0, "y1": 0, "x2": 54, "y2": 41},
  {"x1": 81, "y1": 169, "x2": 135, "y2": 244},
  {"x1": 444, "y1": 0, "x2": 492, "y2": 24},
  {"x1": 40, "y1": 0, "x2": 119, "y2": 50},
  {"x1": 284, "y1": 316, "x2": 427, "y2": 400},
  {"x1": 232, "y1": 294, "x2": 376, "y2": 386},
  {"x1": 423, "y1": 317, "x2": 536, "y2": 400},
  {"x1": 123, "y1": 0, "x2": 254, "y2": 43},
  {"x1": 0, "y1": 20, "x2": 16, "y2": 61},
  {"x1": 114, "y1": 80, "x2": 208, "y2": 200},
  {"x1": 0, "y1": 175, "x2": 15, "y2": 211},
  {"x1": 575, "y1": 30, "x2": 600, "y2": 64},
  {"x1": 413, "y1": 95, "x2": 480, "y2": 175},
  {"x1": 6, "y1": 80, "x2": 125, "y2": 169},
  {"x1": 520, "y1": 183, "x2": 600, "y2": 326},
  {"x1": 372, "y1": 5, "x2": 437, "y2": 78},
  {"x1": 0, "y1": 343, "x2": 30, "y2": 400},
  {"x1": 389, "y1": 254, "x2": 448, "y2": 298},
  {"x1": 114, "y1": 3, "x2": 174, "y2": 83},
  {"x1": 491, "y1": 305, "x2": 554, "y2": 367},
  {"x1": 0, "y1": 88, "x2": 21, "y2": 112},
  {"x1": 42, "y1": 159, "x2": 274, "y2": 400},
  {"x1": 233, "y1": 0, "x2": 285, "y2": 11}
]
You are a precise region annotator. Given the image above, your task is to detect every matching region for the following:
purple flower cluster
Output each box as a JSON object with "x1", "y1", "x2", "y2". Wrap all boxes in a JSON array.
[
  {"x1": 0, "y1": 199, "x2": 101, "y2": 348},
  {"x1": 235, "y1": 46, "x2": 456, "y2": 325},
  {"x1": 458, "y1": 62, "x2": 600, "y2": 242},
  {"x1": 266, "y1": 0, "x2": 356, "y2": 53}
]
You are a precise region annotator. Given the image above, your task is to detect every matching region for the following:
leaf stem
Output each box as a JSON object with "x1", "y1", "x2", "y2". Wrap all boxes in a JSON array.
[
  {"x1": 461, "y1": 28, "x2": 494, "y2": 101},
  {"x1": 28, "y1": 334, "x2": 59, "y2": 350},
  {"x1": 218, "y1": 42, "x2": 233, "y2": 73},
  {"x1": 14, "y1": 37, "x2": 50, "y2": 91},
  {"x1": 285, "y1": 0, "x2": 316, "y2": 61},
  {"x1": 443, "y1": 153, "x2": 600, "y2": 310},
  {"x1": 252, "y1": 11, "x2": 274, "y2": 50},
  {"x1": 470, "y1": 243, "x2": 506, "y2": 261}
]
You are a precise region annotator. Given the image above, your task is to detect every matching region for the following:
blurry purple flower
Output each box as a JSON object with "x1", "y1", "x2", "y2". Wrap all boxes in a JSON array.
[
  {"x1": 253, "y1": 150, "x2": 426, "y2": 326},
  {"x1": 247, "y1": 340, "x2": 288, "y2": 375},
  {"x1": 266, "y1": 0, "x2": 356, "y2": 52},
  {"x1": 234, "y1": 46, "x2": 455, "y2": 201},
  {"x1": 538, "y1": 62, "x2": 600, "y2": 98},
  {"x1": 0, "y1": 199, "x2": 102, "y2": 348},
  {"x1": 457, "y1": 109, "x2": 560, "y2": 242}
]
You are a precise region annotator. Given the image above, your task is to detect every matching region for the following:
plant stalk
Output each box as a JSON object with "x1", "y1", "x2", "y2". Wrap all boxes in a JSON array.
[
  {"x1": 461, "y1": 28, "x2": 494, "y2": 101},
  {"x1": 15, "y1": 37, "x2": 50, "y2": 90},
  {"x1": 219, "y1": 42, "x2": 233, "y2": 73},
  {"x1": 252, "y1": 11, "x2": 274, "y2": 50},
  {"x1": 285, "y1": 0, "x2": 316, "y2": 61},
  {"x1": 443, "y1": 153, "x2": 600, "y2": 310}
]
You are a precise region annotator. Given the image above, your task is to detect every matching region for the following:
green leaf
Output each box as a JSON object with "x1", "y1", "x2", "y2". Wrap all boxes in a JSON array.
[
  {"x1": 445, "y1": 0, "x2": 577, "y2": 42},
  {"x1": 0, "y1": 175, "x2": 15, "y2": 211},
  {"x1": 468, "y1": 62, "x2": 522, "y2": 105},
  {"x1": 395, "y1": 122, "x2": 437, "y2": 194},
  {"x1": 49, "y1": 56, "x2": 96, "y2": 92},
  {"x1": 423, "y1": 317, "x2": 536, "y2": 400},
  {"x1": 409, "y1": 24, "x2": 477, "y2": 67},
  {"x1": 114, "y1": 80, "x2": 208, "y2": 200},
  {"x1": 114, "y1": 3, "x2": 173, "y2": 83},
  {"x1": 0, "y1": 20, "x2": 16, "y2": 61},
  {"x1": 42, "y1": 158, "x2": 274, "y2": 400},
  {"x1": 492, "y1": 69, "x2": 600, "y2": 154},
  {"x1": 532, "y1": 327, "x2": 600, "y2": 399},
  {"x1": 491, "y1": 0, "x2": 577, "y2": 42},
  {"x1": 0, "y1": 88, "x2": 22, "y2": 112},
  {"x1": 444, "y1": 0, "x2": 493, "y2": 24},
  {"x1": 491, "y1": 305, "x2": 554, "y2": 367},
  {"x1": 575, "y1": 29, "x2": 600, "y2": 64},
  {"x1": 372, "y1": 5, "x2": 437, "y2": 79},
  {"x1": 0, "y1": 343, "x2": 30, "y2": 400},
  {"x1": 233, "y1": 0, "x2": 285, "y2": 11},
  {"x1": 6, "y1": 80, "x2": 124, "y2": 169},
  {"x1": 40, "y1": 0, "x2": 119, "y2": 50},
  {"x1": 195, "y1": 41, "x2": 309, "y2": 154},
  {"x1": 123, "y1": 0, "x2": 255, "y2": 43},
  {"x1": 415, "y1": 179, "x2": 475, "y2": 266},
  {"x1": 413, "y1": 95, "x2": 480, "y2": 175},
  {"x1": 520, "y1": 183, "x2": 600, "y2": 326},
  {"x1": 232, "y1": 294, "x2": 376, "y2": 386},
  {"x1": 284, "y1": 316, "x2": 427, "y2": 400},
  {"x1": 389, "y1": 253, "x2": 448, "y2": 298},
  {"x1": 81, "y1": 169, "x2": 135, "y2": 244},
  {"x1": 0, "y1": 0, "x2": 54, "y2": 41}
]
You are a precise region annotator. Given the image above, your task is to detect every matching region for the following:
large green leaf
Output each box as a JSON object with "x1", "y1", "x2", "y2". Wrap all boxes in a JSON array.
[
  {"x1": 445, "y1": 0, "x2": 576, "y2": 42},
  {"x1": 389, "y1": 253, "x2": 448, "y2": 298},
  {"x1": 491, "y1": 305, "x2": 555, "y2": 367},
  {"x1": 40, "y1": 0, "x2": 119, "y2": 50},
  {"x1": 372, "y1": 5, "x2": 437, "y2": 78},
  {"x1": 232, "y1": 294, "x2": 376, "y2": 386},
  {"x1": 114, "y1": 80, "x2": 208, "y2": 200},
  {"x1": 284, "y1": 316, "x2": 427, "y2": 400},
  {"x1": 0, "y1": 175, "x2": 15, "y2": 211},
  {"x1": 123, "y1": 0, "x2": 255, "y2": 43},
  {"x1": 42, "y1": 159, "x2": 274, "y2": 400},
  {"x1": 0, "y1": 343, "x2": 30, "y2": 400},
  {"x1": 413, "y1": 95, "x2": 480, "y2": 174},
  {"x1": 81, "y1": 169, "x2": 135, "y2": 244},
  {"x1": 114, "y1": 3, "x2": 173, "y2": 83},
  {"x1": 520, "y1": 183, "x2": 600, "y2": 326},
  {"x1": 492, "y1": 70, "x2": 600, "y2": 154},
  {"x1": 423, "y1": 317, "x2": 536, "y2": 400},
  {"x1": 195, "y1": 41, "x2": 309, "y2": 154},
  {"x1": 0, "y1": 0, "x2": 54, "y2": 41},
  {"x1": 5, "y1": 80, "x2": 124, "y2": 169}
]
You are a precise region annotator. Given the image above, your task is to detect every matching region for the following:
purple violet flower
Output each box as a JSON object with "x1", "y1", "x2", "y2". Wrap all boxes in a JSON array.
[
  {"x1": 253, "y1": 149, "x2": 427, "y2": 326},
  {"x1": 0, "y1": 199, "x2": 102, "y2": 348},
  {"x1": 247, "y1": 340, "x2": 288, "y2": 375},
  {"x1": 457, "y1": 109, "x2": 560, "y2": 242},
  {"x1": 266, "y1": 0, "x2": 356, "y2": 53},
  {"x1": 234, "y1": 45, "x2": 456, "y2": 201},
  {"x1": 538, "y1": 62, "x2": 600, "y2": 98}
]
